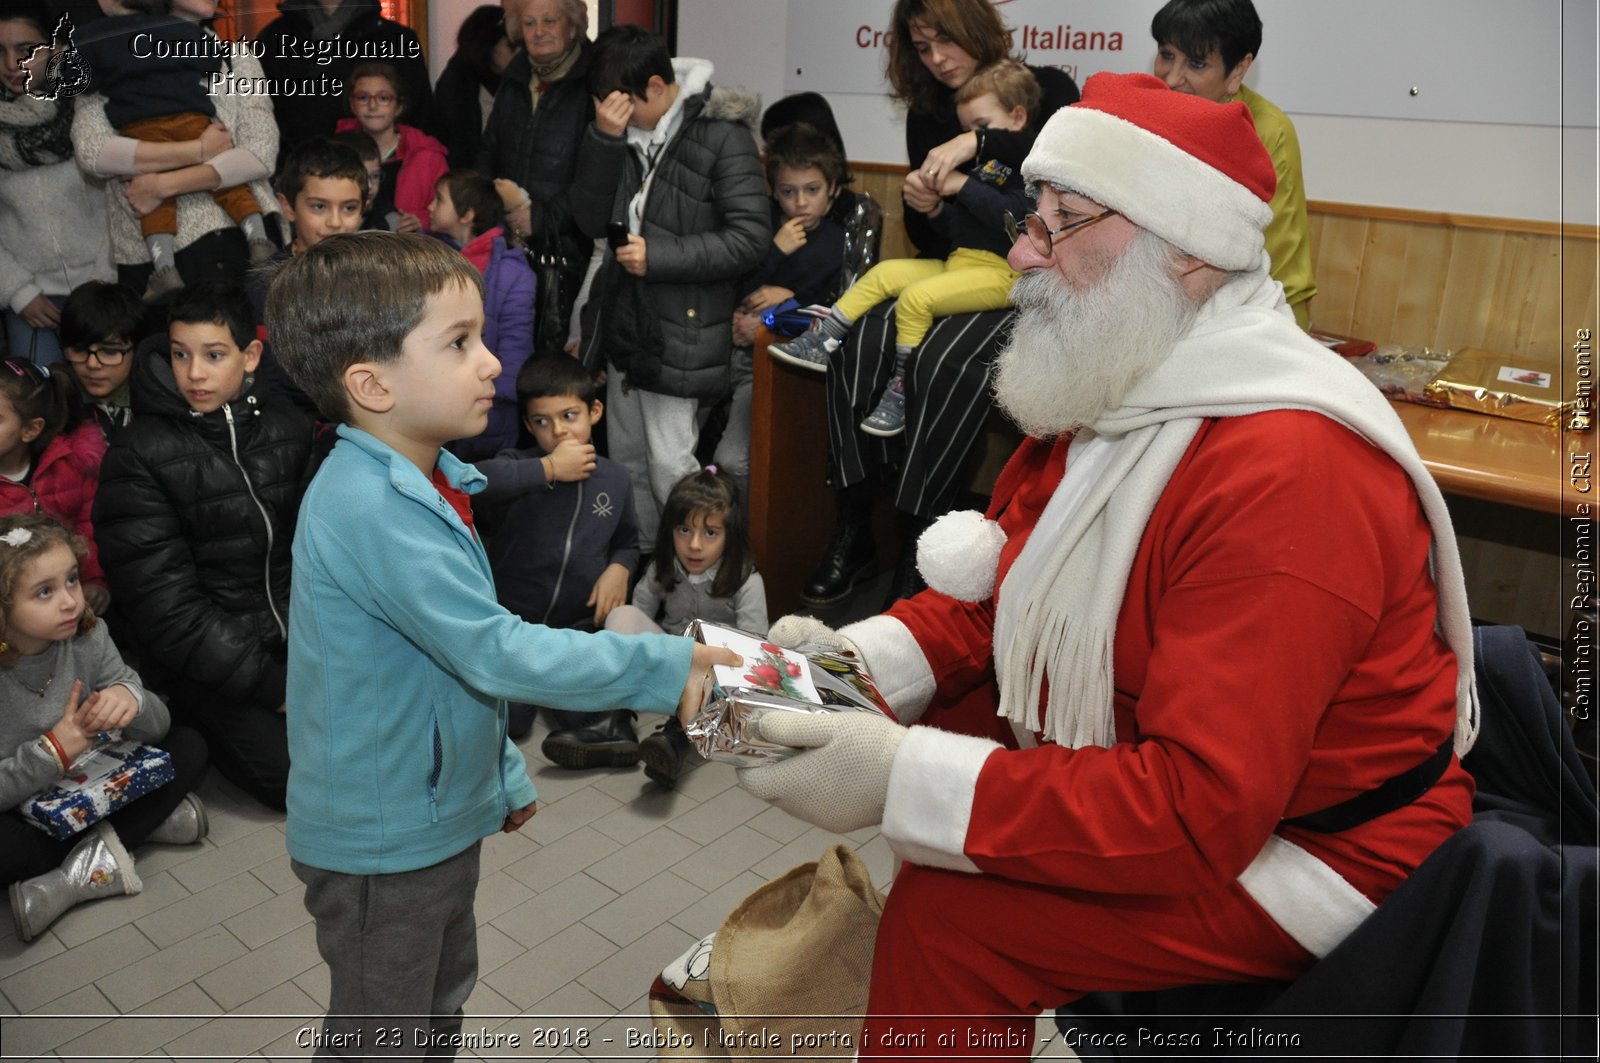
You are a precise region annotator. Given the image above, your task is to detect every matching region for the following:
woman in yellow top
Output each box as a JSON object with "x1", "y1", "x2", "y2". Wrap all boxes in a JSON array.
[{"x1": 1151, "y1": 0, "x2": 1317, "y2": 329}]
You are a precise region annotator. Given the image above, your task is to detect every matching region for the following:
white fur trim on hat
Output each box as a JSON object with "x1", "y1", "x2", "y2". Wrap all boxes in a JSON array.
[
  {"x1": 1022, "y1": 107, "x2": 1272, "y2": 271},
  {"x1": 917, "y1": 510, "x2": 1006, "y2": 603}
]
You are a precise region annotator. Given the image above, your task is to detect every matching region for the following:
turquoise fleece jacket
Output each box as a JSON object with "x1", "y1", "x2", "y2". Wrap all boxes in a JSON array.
[{"x1": 285, "y1": 426, "x2": 693, "y2": 874}]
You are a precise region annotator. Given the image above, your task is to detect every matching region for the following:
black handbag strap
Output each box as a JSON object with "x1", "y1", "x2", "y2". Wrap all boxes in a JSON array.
[{"x1": 1281, "y1": 737, "x2": 1455, "y2": 834}]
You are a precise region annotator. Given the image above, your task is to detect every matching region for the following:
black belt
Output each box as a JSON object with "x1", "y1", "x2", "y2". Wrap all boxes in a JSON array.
[{"x1": 1281, "y1": 737, "x2": 1455, "y2": 834}]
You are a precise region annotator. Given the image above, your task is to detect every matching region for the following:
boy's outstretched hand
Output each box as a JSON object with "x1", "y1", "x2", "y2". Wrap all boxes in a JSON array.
[
  {"x1": 502, "y1": 801, "x2": 538, "y2": 832},
  {"x1": 678, "y1": 644, "x2": 743, "y2": 724}
]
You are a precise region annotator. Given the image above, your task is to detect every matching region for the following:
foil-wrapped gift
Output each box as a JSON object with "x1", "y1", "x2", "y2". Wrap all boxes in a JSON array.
[
  {"x1": 1422, "y1": 347, "x2": 1572, "y2": 426},
  {"x1": 684, "y1": 620, "x2": 893, "y2": 766},
  {"x1": 21, "y1": 740, "x2": 174, "y2": 840}
]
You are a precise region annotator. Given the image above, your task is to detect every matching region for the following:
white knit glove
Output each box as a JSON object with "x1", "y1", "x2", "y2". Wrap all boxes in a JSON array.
[
  {"x1": 766, "y1": 614, "x2": 863, "y2": 658},
  {"x1": 737, "y1": 711, "x2": 906, "y2": 834}
]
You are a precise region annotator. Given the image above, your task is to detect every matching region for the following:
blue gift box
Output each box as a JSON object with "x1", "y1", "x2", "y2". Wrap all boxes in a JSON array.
[{"x1": 20, "y1": 741, "x2": 175, "y2": 840}]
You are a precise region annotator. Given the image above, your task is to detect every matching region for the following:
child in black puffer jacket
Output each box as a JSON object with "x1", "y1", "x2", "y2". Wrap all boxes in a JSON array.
[{"x1": 91, "y1": 282, "x2": 313, "y2": 810}]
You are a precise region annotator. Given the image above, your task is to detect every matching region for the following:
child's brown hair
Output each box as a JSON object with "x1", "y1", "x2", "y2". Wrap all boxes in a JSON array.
[
  {"x1": 348, "y1": 61, "x2": 407, "y2": 114},
  {"x1": 0, "y1": 513, "x2": 96, "y2": 666},
  {"x1": 0, "y1": 358, "x2": 81, "y2": 465},
  {"x1": 955, "y1": 59, "x2": 1041, "y2": 118},
  {"x1": 763, "y1": 123, "x2": 847, "y2": 193},
  {"x1": 265, "y1": 231, "x2": 484, "y2": 422},
  {"x1": 438, "y1": 170, "x2": 506, "y2": 238}
]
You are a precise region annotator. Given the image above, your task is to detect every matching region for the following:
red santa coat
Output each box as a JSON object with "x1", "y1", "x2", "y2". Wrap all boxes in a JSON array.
[
  {"x1": 880, "y1": 408, "x2": 1472, "y2": 910},
  {"x1": 852, "y1": 410, "x2": 1475, "y2": 1060}
]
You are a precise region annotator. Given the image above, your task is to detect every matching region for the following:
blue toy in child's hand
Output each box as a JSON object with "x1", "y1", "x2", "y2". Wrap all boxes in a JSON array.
[{"x1": 761, "y1": 299, "x2": 816, "y2": 339}]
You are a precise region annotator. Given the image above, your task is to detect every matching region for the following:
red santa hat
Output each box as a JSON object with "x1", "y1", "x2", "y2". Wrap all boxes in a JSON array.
[{"x1": 1021, "y1": 72, "x2": 1277, "y2": 271}]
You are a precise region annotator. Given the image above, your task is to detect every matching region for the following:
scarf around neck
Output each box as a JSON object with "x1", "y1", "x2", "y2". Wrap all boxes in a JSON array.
[
  {"x1": 993, "y1": 265, "x2": 1479, "y2": 756},
  {"x1": 0, "y1": 85, "x2": 73, "y2": 171},
  {"x1": 526, "y1": 42, "x2": 579, "y2": 109}
]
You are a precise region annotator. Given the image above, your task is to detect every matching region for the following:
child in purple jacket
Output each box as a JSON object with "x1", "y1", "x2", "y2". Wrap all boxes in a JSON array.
[{"x1": 430, "y1": 170, "x2": 536, "y2": 460}]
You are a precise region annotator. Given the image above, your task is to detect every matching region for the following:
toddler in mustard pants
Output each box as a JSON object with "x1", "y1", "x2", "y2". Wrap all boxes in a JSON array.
[{"x1": 768, "y1": 61, "x2": 1038, "y2": 437}]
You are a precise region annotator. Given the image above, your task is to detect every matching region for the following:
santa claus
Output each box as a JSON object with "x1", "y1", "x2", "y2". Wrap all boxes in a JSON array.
[{"x1": 740, "y1": 72, "x2": 1479, "y2": 1057}]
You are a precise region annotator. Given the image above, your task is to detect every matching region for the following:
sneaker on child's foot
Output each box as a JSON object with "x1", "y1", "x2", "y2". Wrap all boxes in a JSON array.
[
  {"x1": 859, "y1": 376, "x2": 907, "y2": 437},
  {"x1": 142, "y1": 266, "x2": 183, "y2": 301},
  {"x1": 247, "y1": 238, "x2": 278, "y2": 264},
  {"x1": 767, "y1": 321, "x2": 839, "y2": 372}
]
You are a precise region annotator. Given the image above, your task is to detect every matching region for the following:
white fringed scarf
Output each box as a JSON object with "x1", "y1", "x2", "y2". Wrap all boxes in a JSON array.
[{"x1": 991, "y1": 267, "x2": 1480, "y2": 754}]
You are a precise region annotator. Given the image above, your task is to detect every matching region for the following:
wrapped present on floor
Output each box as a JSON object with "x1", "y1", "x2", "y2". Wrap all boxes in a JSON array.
[
  {"x1": 684, "y1": 621, "x2": 894, "y2": 767},
  {"x1": 1423, "y1": 346, "x2": 1573, "y2": 426},
  {"x1": 20, "y1": 740, "x2": 174, "y2": 840}
]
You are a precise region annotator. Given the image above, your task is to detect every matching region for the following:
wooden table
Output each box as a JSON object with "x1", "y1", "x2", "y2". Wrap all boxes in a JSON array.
[{"x1": 1387, "y1": 400, "x2": 1592, "y2": 517}]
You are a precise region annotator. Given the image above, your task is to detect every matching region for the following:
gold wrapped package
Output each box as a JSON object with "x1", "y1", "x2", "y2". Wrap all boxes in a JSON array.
[
  {"x1": 1422, "y1": 347, "x2": 1572, "y2": 426},
  {"x1": 685, "y1": 621, "x2": 893, "y2": 767}
]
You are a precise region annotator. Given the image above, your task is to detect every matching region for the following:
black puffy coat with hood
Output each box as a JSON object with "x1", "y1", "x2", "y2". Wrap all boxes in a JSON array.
[
  {"x1": 571, "y1": 58, "x2": 769, "y2": 402},
  {"x1": 92, "y1": 341, "x2": 313, "y2": 710}
]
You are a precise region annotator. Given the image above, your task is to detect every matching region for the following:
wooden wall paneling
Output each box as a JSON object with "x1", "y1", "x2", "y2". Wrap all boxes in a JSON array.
[
  {"x1": 1484, "y1": 232, "x2": 1561, "y2": 357},
  {"x1": 1307, "y1": 213, "x2": 1369, "y2": 336},
  {"x1": 1389, "y1": 221, "x2": 1454, "y2": 349},
  {"x1": 1561, "y1": 236, "x2": 1600, "y2": 368},
  {"x1": 1561, "y1": 236, "x2": 1600, "y2": 359},
  {"x1": 1435, "y1": 227, "x2": 1506, "y2": 353},
  {"x1": 1348, "y1": 218, "x2": 1414, "y2": 344}
]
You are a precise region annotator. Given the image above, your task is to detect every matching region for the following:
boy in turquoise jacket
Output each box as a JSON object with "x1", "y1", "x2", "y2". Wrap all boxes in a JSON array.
[{"x1": 265, "y1": 231, "x2": 738, "y2": 1057}]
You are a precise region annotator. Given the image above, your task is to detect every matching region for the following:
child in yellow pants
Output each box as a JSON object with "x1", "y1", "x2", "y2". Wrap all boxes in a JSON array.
[{"x1": 768, "y1": 61, "x2": 1038, "y2": 437}]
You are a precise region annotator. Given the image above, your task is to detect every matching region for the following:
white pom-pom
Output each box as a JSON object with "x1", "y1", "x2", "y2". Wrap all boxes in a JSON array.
[{"x1": 916, "y1": 510, "x2": 1006, "y2": 602}]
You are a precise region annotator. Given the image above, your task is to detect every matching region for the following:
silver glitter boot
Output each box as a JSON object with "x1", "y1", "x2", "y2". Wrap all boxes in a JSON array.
[
  {"x1": 10, "y1": 822, "x2": 142, "y2": 943},
  {"x1": 145, "y1": 793, "x2": 209, "y2": 845}
]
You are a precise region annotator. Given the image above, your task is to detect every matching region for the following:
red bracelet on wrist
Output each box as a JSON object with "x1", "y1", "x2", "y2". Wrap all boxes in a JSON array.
[{"x1": 41, "y1": 730, "x2": 68, "y2": 773}]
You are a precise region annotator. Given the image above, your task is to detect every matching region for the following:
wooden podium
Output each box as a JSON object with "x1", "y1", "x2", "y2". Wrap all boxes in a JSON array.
[{"x1": 747, "y1": 328, "x2": 843, "y2": 618}]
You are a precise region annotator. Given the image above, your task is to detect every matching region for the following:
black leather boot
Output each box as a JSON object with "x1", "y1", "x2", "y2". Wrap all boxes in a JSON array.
[
  {"x1": 541, "y1": 710, "x2": 640, "y2": 769},
  {"x1": 639, "y1": 715, "x2": 693, "y2": 788},
  {"x1": 801, "y1": 482, "x2": 878, "y2": 607},
  {"x1": 882, "y1": 512, "x2": 930, "y2": 609}
]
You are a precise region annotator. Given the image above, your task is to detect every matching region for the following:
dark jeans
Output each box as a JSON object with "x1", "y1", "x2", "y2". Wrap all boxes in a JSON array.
[
  {"x1": 170, "y1": 693, "x2": 289, "y2": 811},
  {"x1": 0, "y1": 724, "x2": 210, "y2": 885}
]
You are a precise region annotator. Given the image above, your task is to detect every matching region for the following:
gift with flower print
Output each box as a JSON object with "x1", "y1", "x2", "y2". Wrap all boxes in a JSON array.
[{"x1": 683, "y1": 621, "x2": 894, "y2": 767}]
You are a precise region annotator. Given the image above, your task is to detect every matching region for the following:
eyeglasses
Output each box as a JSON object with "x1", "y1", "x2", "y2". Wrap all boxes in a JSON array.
[
  {"x1": 64, "y1": 344, "x2": 131, "y2": 366},
  {"x1": 352, "y1": 92, "x2": 396, "y2": 106},
  {"x1": 1004, "y1": 208, "x2": 1120, "y2": 256}
]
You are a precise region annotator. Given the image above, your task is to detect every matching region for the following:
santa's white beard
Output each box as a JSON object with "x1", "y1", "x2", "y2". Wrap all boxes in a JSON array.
[{"x1": 994, "y1": 231, "x2": 1200, "y2": 439}]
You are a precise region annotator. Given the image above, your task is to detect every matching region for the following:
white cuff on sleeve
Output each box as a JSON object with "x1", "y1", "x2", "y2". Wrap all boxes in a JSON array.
[
  {"x1": 881, "y1": 725, "x2": 1000, "y2": 873},
  {"x1": 96, "y1": 136, "x2": 141, "y2": 178},
  {"x1": 206, "y1": 147, "x2": 271, "y2": 190},
  {"x1": 840, "y1": 614, "x2": 936, "y2": 724},
  {"x1": 9, "y1": 283, "x2": 43, "y2": 314}
]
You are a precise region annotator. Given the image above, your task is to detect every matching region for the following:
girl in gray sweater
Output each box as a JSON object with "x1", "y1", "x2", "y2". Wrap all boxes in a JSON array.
[
  {"x1": 0, "y1": 514, "x2": 208, "y2": 942},
  {"x1": 605, "y1": 468, "x2": 766, "y2": 787}
]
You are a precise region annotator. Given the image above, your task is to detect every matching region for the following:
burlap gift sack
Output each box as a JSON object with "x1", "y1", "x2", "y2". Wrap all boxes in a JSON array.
[{"x1": 649, "y1": 844, "x2": 886, "y2": 1060}]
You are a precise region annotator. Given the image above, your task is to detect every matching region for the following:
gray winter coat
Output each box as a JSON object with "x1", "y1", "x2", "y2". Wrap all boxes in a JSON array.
[{"x1": 572, "y1": 59, "x2": 769, "y2": 402}]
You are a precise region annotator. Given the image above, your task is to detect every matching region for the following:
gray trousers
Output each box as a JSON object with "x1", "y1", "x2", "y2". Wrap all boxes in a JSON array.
[{"x1": 293, "y1": 841, "x2": 482, "y2": 1060}]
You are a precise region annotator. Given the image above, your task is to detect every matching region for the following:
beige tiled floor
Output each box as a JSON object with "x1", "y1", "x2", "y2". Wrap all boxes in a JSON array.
[{"x1": 1, "y1": 714, "x2": 1071, "y2": 1061}]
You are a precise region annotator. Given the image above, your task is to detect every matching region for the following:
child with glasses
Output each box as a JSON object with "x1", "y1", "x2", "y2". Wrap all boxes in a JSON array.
[
  {"x1": 334, "y1": 62, "x2": 449, "y2": 234},
  {"x1": 58, "y1": 282, "x2": 145, "y2": 437},
  {"x1": 74, "y1": 0, "x2": 278, "y2": 298},
  {"x1": 767, "y1": 60, "x2": 1038, "y2": 437},
  {"x1": 0, "y1": 359, "x2": 111, "y2": 612}
]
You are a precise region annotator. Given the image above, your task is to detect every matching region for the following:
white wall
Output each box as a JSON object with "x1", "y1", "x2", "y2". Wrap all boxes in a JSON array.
[{"x1": 676, "y1": 0, "x2": 1598, "y2": 225}]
